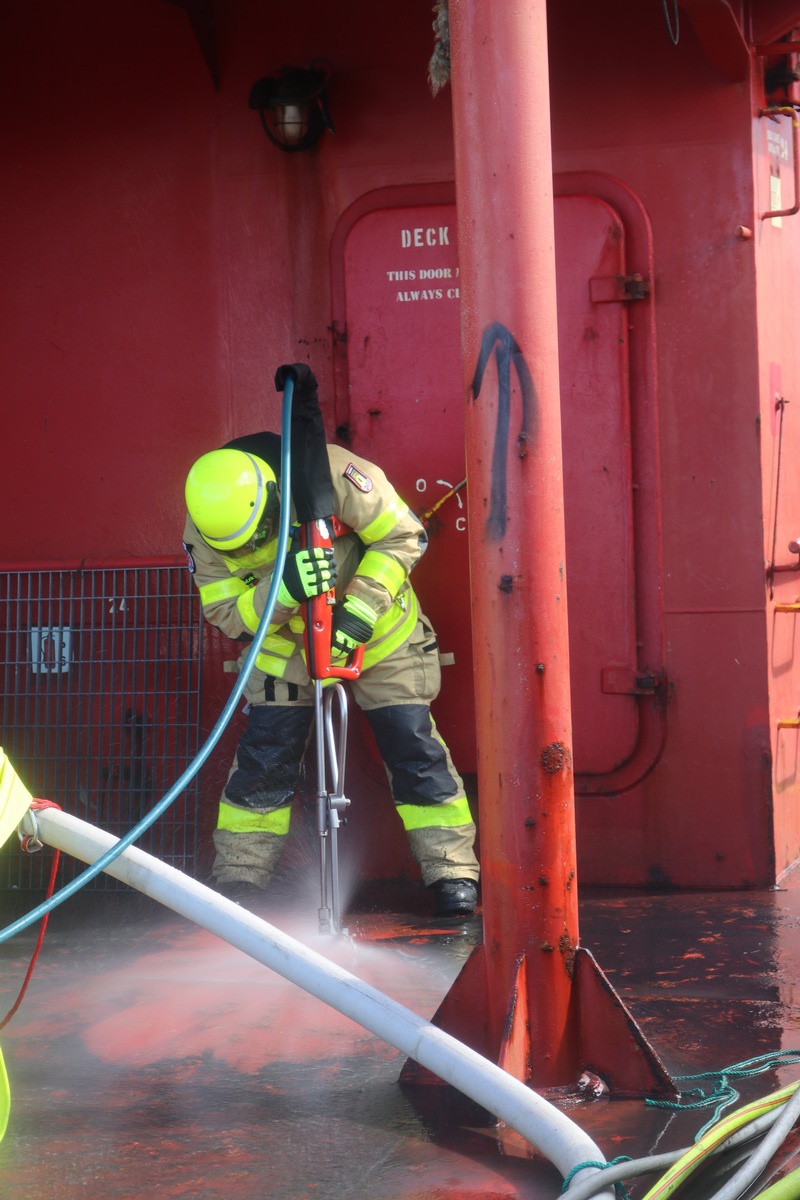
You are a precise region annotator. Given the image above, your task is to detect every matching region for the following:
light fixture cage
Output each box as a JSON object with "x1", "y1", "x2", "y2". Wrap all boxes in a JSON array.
[{"x1": 248, "y1": 60, "x2": 334, "y2": 153}]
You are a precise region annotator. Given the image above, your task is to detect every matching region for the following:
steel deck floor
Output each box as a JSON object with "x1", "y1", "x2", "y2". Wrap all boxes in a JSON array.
[{"x1": 2, "y1": 874, "x2": 800, "y2": 1200}]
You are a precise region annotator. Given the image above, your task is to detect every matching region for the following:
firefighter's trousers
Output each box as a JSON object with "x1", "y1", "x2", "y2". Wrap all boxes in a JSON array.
[{"x1": 212, "y1": 617, "x2": 479, "y2": 890}]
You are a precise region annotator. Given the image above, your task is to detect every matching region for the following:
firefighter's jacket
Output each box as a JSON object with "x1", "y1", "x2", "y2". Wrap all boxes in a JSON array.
[{"x1": 183, "y1": 438, "x2": 430, "y2": 688}]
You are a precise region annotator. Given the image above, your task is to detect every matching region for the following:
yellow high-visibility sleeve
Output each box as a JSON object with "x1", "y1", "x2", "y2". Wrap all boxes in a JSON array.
[
  {"x1": 0, "y1": 748, "x2": 32, "y2": 851},
  {"x1": 354, "y1": 550, "x2": 407, "y2": 599}
]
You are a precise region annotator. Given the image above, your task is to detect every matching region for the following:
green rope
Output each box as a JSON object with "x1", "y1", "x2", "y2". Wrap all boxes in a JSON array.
[
  {"x1": 646, "y1": 1051, "x2": 800, "y2": 1141},
  {"x1": 561, "y1": 1156, "x2": 633, "y2": 1198}
]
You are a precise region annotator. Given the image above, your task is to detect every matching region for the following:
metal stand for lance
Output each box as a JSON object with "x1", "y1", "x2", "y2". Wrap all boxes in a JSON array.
[{"x1": 315, "y1": 680, "x2": 351, "y2": 935}]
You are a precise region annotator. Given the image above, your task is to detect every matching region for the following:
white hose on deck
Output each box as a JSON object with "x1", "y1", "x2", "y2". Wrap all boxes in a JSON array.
[{"x1": 33, "y1": 807, "x2": 614, "y2": 1199}]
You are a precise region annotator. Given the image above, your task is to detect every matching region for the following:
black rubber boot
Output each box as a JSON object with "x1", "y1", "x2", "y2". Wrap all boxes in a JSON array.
[{"x1": 431, "y1": 878, "x2": 478, "y2": 917}]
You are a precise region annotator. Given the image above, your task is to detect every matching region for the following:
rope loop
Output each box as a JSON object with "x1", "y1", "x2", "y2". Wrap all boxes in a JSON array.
[
  {"x1": 17, "y1": 809, "x2": 42, "y2": 854},
  {"x1": 661, "y1": 0, "x2": 679, "y2": 44},
  {"x1": 17, "y1": 800, "x2": 63, "y2": 854},
  {"x1": 646, "y1": 1052, "x2": 800, "y2": 1140}
]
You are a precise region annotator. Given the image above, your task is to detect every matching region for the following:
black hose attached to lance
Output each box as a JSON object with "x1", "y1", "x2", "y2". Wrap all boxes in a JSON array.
[{"x1": 280, "y1": 365, "x2": 363, "y2": 935}]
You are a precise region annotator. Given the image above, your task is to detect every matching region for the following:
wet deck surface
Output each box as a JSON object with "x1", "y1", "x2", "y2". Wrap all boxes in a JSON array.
[{"x1": 3, "y1": 875, "x2": 800, "y2": 1199}]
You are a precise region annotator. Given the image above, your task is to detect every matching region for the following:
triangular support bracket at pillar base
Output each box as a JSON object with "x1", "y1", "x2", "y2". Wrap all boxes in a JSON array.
[
  {"x1": 400, "y1": 943, "x2": 677, "y2": 1101},
  {"x1": 570, "y1": 945, "x2": 677, "y2": 1099}
]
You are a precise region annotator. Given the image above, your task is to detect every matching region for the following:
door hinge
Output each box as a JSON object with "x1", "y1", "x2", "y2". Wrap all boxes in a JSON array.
[
  {"x1": 589, "y1": 273, "x2": 651, "y2": 303},
  {"x1": 601, "y1": 665, "x2": 666, "y2": 696}
]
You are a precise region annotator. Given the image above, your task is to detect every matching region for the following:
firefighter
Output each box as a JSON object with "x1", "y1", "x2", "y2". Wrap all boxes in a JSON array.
[{"x1": 182, "y1": 369, "x2": 479, "y2": 917}]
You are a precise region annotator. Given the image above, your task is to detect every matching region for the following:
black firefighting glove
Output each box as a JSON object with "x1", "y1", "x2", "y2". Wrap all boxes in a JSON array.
[
  {"x1": 277, "y1": 546, "x2": 337, "y2": 606},
  {"x1": 274, "y1": 363, "x2": 318, "y2": 405},
  {"x1": 331, "y1": 594, "x2": 378, "y2": 658}
]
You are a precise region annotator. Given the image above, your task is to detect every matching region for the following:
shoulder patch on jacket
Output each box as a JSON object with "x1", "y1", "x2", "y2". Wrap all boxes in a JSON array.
[
  {"x1": 182, "y1": 541, "x2": 196, "y2": 574},
  {"x1": 344, "y1": 462, "x2": 374, "y2": 493}
]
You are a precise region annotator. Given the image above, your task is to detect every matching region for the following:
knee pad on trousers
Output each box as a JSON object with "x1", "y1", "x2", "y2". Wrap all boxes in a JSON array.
[{"x1": 224, "y1": 704, "x2": 314, "y2": 811}]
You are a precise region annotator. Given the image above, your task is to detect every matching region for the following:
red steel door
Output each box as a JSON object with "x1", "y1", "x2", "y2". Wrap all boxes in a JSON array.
[
  {"x1": 331, "y1": 189, "x2": 658, "y2": 783},
  {"x1": 330, "y1": 195, "x2": 473, "y2": 770}
]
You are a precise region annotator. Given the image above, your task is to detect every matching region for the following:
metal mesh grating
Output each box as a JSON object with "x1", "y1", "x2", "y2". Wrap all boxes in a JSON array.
[{"x1": 0, "y1": 560, "x2": 203, "y2": 892}]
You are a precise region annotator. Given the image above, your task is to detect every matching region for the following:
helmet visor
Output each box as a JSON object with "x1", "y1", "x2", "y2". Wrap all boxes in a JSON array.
[{"x1": 226, "y1": 480, "x2": 280, "y2": 555}]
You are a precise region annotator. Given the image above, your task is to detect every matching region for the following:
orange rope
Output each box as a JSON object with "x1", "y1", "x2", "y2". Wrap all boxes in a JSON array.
[{"x1": 0, "y1": 801, "x2": 62, "y2": 1030}]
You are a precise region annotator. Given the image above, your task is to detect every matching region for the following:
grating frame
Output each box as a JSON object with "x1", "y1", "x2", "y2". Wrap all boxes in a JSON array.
[{"x1": 0, "y1": 559, "x2": 203, "y2": 892}]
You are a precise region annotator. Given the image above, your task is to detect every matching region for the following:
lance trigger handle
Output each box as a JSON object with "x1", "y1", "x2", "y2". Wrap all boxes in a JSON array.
[{"x1": 302, "y1": 518, "x2": 364, "y2": 681}]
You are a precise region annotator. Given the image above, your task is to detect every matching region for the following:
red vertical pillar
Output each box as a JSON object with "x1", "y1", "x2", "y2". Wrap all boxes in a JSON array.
[{"x1": 449, "y1": 0, "x2": 578, "y2": 1085}]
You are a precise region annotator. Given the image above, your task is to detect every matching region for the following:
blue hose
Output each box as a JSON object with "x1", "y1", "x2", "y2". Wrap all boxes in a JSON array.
[{"x1": 0, "y1": 378, "x2": 296, "y2": 944}]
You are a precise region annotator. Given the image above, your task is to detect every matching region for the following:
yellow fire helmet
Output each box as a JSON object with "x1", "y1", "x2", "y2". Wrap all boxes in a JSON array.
[{"x1": 185, "y1": 449, "x2": 279, "y2": 551}]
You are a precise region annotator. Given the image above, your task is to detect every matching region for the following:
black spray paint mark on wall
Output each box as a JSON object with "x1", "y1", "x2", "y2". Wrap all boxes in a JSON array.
[{"x1": 470, "y1": 323, "x2": 537, "y2": 541}]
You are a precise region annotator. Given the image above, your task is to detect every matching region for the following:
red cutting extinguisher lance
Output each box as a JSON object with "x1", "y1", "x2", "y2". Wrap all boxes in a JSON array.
[
  {"x1": 277, "y1": 361, "x2": 362, "y2": 933},
  {"x1": 301, "y1": 517, "x2": 364, "y2": 682}
]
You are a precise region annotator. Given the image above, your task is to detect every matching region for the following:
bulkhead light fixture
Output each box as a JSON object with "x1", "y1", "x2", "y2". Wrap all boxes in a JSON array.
[{"x1": 248, "y1": 61, "x2": 334, "y2": 152}]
